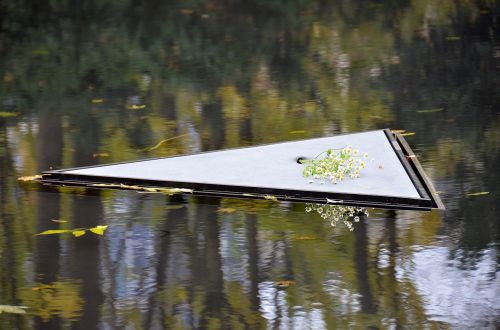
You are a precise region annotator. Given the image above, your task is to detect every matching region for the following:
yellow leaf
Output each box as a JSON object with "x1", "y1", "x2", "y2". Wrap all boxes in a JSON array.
[
  {"x1": 264, "y1": 195, "x2": 278, "y2": 201},
  {"x1": 127, "y1": 104, "x2": 146, "y2": 110},
  {"x1": 466, "y1": 191, "x2": 490, "y2": 197},
  {"x1": 400, "y1": 132, "x2": 416, "y2": 137},
  {"x1": 92, "y1": 152, "x2": 110, "y2": 158},
  {"x1": 145, "y1": 133, "x2": 189, "y2": 151},
  {"x1": 290, "y1": 130, "x2": 306, "y2": 134},
  {"x1": 276, "y1": 280, "x2": 295, "y2": 287},
  {"x1": 391, "y1": 129, "x2": 406, "y2": 134},
  {"x1": 89, "y1": 225, "x2": 108, "y2": 235},
  {"x1": 0, "y1": 111, "x2": 20, "y2": 118},
  {"x1": 217, "y1": 207, "x2": 236, "y2": 214},
  {"x1": 91, "y1": 98, "x2": 104, "y2": 104},
  {"x1": 18, "y1": 174, "x2": 43, "y2": 182},
  {"x1": 51, "y1": 219, "x2": 67, "y2": 223},
  {"x1": 0, "y1": 305, "x2": 29, "y2": 314},
  {"x1": 36, "y1": 229, "x2": 72, "y2": 235},
  {"x1": 72, "y1": 230, "x2": 86, "y2": 237}
]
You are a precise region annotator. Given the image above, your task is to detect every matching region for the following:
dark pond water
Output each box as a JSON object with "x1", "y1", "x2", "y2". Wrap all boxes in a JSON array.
[{"x1": 1, "y1": 1, "x2": 499, "y2": 329}]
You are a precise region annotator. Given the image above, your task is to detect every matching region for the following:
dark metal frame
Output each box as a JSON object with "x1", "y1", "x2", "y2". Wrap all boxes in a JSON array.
[{"x1": 40, "y1": 129, "x2": 444, "y2": 211}]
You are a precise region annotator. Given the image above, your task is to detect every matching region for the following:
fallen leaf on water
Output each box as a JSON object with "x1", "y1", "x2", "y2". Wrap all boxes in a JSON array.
[
  {"x1": 72, "y1": 230, "x2": 86, "y2": 237},
  {"x1": 391, "y1": 129, "x2": 406, "y2": 134},
  {"x1": 326, "y1": 198, "x2": 343, "y2": 204},
  {"x1": 295, "y1": 236, "x2": 317, "y2": 240},
  {"x1": 91, "y1": 99, "x2": 104, "y2": 104},
  {"x1": 92, "y1": 152, "x2": 110, "y2": 158},
  {"x1": 466, "y1": 191, "x2": 490, "y2": 197},
  {"x1": 165, "y1": 204, "x2": 185, "y2": 210},
  {"x1": 0, "y1": 305, "x2": 29, "y2": 314},
  {"x1": 416, "y1": 108, "x2": 443, "y2": 113},
  {"x1": 264, "y1": 195, "x2": 278, "y2": 202},
  {"x1": 0, "y1": 111, "x2": 20, "y2": 118},
  {"x1": 36, "y1": 229, "x2": 72, "y2": 235},
  {"x1": 217, "y1": 207, "x2": 237, "y2": 214},
  {"x1": 290, "y1": 130, "x2": 306, "y2": 134},
  {"x1": 400, "y1": 132, "x2": 416, "y2": 137},
  {"x1": 89, "y1": 225, "x2": 108, "y2": 235},
  {"x1": 51, "y1": 219, "x2": 67, "y2": 223},
  {"x1": 276, "y1": 280, "x2": 296, "y2": 287},
  {"x1": 127, "y1": 104, "x2": 146, "y2": 110},
  {"x1": 18, "y1": 175, "x2": 43, "y2": 182},
  {"x1": 446, "y1": 36, "x2": 461, "y2": 41}
]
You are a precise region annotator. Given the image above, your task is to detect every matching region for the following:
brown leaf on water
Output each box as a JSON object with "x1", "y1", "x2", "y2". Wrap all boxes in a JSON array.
[
  {"x1": 276, "y1": 280, "x2": 296, "y2": 288},
  {"x1": 18, "y1": 175, "x2": 43, "y2": 182}
]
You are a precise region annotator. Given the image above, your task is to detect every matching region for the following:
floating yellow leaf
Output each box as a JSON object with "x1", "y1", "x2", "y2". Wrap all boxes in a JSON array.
[
  {"x1": 264, "y1": 195, "x2": 278, "y2": 201},
  {"x1": 91, "y1": 99, "x2": 104, "y2": 104},
  {"x1": 290, "y1": 130, "x2": 306, "y2": 134},
  {"x1": 89, "y1": 225, "x2": 108, "y2": 235},
  {"x1": 0, "y1": 305, "x2": 29, "y2": 314},
  {"x1": 400, "y1": 132, "x2": 416, "y2": 137},
  {"x1": 295, "y1": 236, "x2": 317, "y2": 240},
  {"x1": 416, "y1": 108, "x2": 443, "y2": 113},
  {"x1": 217, "y1": 207, "x2": 237, "y2": 214},
  {"x1": 72, "y1": 230, "x2": 86, "y2": 237},
  {"x1": 18, "y1": 174, "x2": 43, "y2": 182},
  {"x1": 0, "y1": 111, "x2": 20, "y2": 118},
  {"x1": 51, "y1": 219, "x2": 67, "y2": 223},
  {"x1": 92, "y1": 152, "x2": 109, "y2": 158},
  {"x1": 391, "y1": 129, "x2": 406, "y2": 134},
  {"x1": 36, "y1": 229, "x2": 72, "y2": 235},
  {"x1": 127, "y1": 104, "x2": 146, "y2": 110},
  {"x1": 466, "y1": 191, "x2": 490, "y2": 197}
]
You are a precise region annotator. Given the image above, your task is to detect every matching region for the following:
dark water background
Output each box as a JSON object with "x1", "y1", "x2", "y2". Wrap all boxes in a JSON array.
[{"x1": 1, "y1": 1, "x2": 499, "y2": 329}]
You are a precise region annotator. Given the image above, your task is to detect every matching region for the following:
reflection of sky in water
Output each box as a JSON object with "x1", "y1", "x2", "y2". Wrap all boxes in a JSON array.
[{"x1": 400, "y1": 245, "x2": 500, "y2": 327}]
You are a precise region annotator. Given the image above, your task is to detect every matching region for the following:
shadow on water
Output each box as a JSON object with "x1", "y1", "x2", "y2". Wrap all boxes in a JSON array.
[{"x1": 1, "y1": 0, "x2": 499, "y2": 328}]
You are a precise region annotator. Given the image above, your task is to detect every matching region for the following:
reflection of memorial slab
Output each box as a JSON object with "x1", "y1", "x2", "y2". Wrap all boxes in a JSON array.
[{"x1": 41, "y1": 129, "x2": 444, "y2": 210}]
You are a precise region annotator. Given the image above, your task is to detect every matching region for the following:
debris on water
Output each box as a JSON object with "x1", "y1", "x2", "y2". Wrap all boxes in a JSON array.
[
  {"x1": 263, "y1": 194, "x2": 278, "y2": 201},
  {"x1": 93, "y1": 152, "x2": 110, "y2": 158},
  {"x1": 400, "y1": 132, "x2": 416, "y2": 137},
  {"x1": 145, "y1": 133, "x2": 189, "y2": 151},
  {"x1": 0, "y1": 111, "x2": 20, "y2": 118},
  {"x1": 466, "y1": 191, "x2": 490, "y2": 197},
  {"x1": 91, "y1": 99, "x2": 104, "y2": 104},
  {"x1": 0, "y1": 305, "x2": 29, "y2": 314},
  {"x1": 416, "y1": 108, "x2": 444, "y2": 113},
  {"x1": 89, "y1": 183, "x2": 193, "y2": 195},
  {"x1": 18, "y1": 174, "x2": 43, "y2": 182}
]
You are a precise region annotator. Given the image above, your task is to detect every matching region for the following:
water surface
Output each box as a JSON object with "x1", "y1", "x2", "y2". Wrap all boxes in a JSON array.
[{"x1": 1, "y1": 1, "x2": 499, "y2": 329}]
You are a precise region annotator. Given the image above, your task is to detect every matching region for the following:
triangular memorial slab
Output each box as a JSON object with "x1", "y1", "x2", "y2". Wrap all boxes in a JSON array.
[{"x1": 41, "y1": 129, "x2": 443, "y2": 210}]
